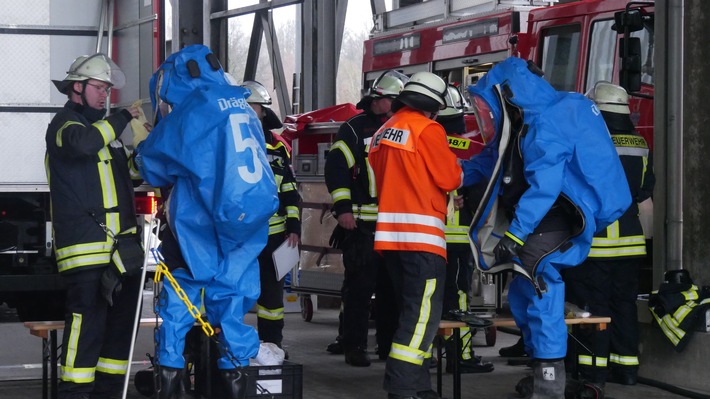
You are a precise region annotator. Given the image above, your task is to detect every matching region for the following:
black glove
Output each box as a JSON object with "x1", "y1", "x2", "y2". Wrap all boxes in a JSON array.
[
  {"x1": 328, "y1": 225, "x2": 347, "y2": 250},
  {"x1": 100, "y1": 267, "x2": 122, "y2": 306},
  {"x1": 493, "y1": 233, "x2": 523, "y2": 264},
  {"x1": 113, "y1": 233, "x2": 145, "y2": 276},
  {"x1": 100, "y1": 232, "x2": 143, "y2": 305}
]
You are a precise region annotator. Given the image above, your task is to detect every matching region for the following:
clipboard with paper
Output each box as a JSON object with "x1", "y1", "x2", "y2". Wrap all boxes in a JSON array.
[{"x1": 272, "y1": 240, "x2": 299, "y2": 281}]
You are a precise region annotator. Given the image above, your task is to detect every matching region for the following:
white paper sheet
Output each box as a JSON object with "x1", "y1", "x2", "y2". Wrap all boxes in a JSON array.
[{"x1": 272, "y1": 240, "x2": 299, "y2": 281}]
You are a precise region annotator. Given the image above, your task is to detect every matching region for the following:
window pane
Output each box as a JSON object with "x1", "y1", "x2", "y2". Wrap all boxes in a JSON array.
[
  {"x1": 632, "y1": 26, "x2": 655, "y2": 85},
  {"x1": 540, "y1": 25, "x2": 581, "y2": 92},
  {"x1": 586, "y1": 19, "x2": 616, "y2": 91}
]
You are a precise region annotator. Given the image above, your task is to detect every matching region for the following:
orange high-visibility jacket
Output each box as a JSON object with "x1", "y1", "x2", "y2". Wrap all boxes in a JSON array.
[{"x1": 368, "y1": 107, "x2": 463, "y2": 259}]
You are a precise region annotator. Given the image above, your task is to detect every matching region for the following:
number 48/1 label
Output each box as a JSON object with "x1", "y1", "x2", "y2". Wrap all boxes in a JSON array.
[{"x1": 447, "y1": 136, "x2": 471, "y2": 150}]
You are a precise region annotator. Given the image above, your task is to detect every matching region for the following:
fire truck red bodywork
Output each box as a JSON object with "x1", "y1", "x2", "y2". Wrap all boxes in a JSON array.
[
  {"x1": 362, "y1": 12, "x2": 519, "y2": 73},
  {"x1": 360, "y1": 0, "x2": 655, "y2": 149}
]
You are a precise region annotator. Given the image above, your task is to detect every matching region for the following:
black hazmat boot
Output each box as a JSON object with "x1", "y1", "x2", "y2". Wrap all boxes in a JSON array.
[
  {"x1": 156, "y1": 366, "x2": 184, "y2": 399},
  {"x1": 220, "y1": 368, "x2": 247, "y2": 399},
  {"x1": 531, "y1": 360, "x2": 566, "y2": 399}
]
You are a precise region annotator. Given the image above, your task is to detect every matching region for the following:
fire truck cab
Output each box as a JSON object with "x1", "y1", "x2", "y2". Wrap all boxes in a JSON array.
[{"x1": 521, "y1": 0, "x2": 655, "y2": 147}]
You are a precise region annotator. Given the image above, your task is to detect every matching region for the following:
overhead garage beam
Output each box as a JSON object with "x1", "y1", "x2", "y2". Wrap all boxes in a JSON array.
[{"x1": 210, "y1": 0, "x2": 302, "y2": 19}]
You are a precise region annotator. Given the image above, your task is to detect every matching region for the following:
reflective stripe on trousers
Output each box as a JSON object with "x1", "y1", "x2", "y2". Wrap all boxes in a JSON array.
[{"x1": 383, "y1": 250, "x2": 445, "y2": 397}]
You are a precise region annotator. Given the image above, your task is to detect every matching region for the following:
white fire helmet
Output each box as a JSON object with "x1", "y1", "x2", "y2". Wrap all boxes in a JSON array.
[
  {"x1": 241, "y1": 80, "x2": 272, "y2": 107},
  {"x1": 588, "y1": 81, "x2": 630, "y2": 114},
  {"x1": 438, "y1": 84, "x2": 467, "y2": 117},
  {"x1": 393, "y1": 71, "x2": 447, "y2": 113},
  {"x1": 370, "y1": 70, "x2": 408, "y2": 99},
  {"x1": 52, "y1": 53, "x2": 126, "y2": 94}
]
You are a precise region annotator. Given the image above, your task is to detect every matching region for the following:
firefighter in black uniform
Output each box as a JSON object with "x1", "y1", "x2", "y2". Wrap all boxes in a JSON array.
[
  {"x1": 242, "y1": 80, "x2": 301, "y2": 354},
  {"x1": 46, "y1": 53, "x2": 146, "y2": 398},
  {"x1": 437, "y1": 84, "x2": 494, "y2": 374},
  {"x1": 324, "y1": 70, "x2": 406, "y2": 366},
  {"x1": 565, "y1": 82, "x2": 655, "y2": 389}
]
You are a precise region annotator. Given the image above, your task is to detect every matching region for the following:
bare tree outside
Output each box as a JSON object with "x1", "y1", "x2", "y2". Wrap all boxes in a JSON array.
[
  {"x1": 163, "y1": 1, "x2": 374, "y2": 116},
  {"x1": 226, "y1": 4, "x2": 372, "y2": 117},
  {"x1": 337, "y1": 10, "x2": 372, "y2": 105}
]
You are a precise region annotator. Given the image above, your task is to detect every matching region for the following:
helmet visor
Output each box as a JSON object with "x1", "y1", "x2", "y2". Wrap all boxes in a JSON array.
[
  {"x1": 443, "y1": 87, "x2": 456, "y2": 109},
  {"x1": 370, "y1": 70, "x2": 409, "y2": 98},
  {"x1": 471, "y1": 94, "x2": 497, "y2": 142},
  {"x1": 151, "y1": 70, "x2": 172, "y2": 124},
  {"x1": 243, "y1": 81, "x2": 272, "y2": 106}
]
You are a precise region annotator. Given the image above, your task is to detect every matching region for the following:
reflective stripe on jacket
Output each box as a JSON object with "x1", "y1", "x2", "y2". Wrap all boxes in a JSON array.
[
  {"x1": 444, "y1": 130, "x2": 476, "y2": 248},
  {"x1": 368, "y1": 107, "x2": 462, "y2": 259},
  {"x1": 266, "y1": 136, "x2": 301, "y2": 236},
  {"x1": 649, "y1": 283, "x2": 710, "y2": 352},
  {"x1": 445, "y1": 190, "x2": 472, "y2": 246},
  {"x1": 324, "y1": 110, "x2": 382, "y2": 220},
  {"x1": 589, "y1": 128, "x2": 651, "y2": 259},
  {"x1": 45, "y1": 101, "x2": 139, "y2": 273}
]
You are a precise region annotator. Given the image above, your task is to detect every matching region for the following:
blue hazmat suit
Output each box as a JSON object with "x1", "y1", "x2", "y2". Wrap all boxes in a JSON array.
[
  {"x1": 136, "y1": 44, "x2": 279, "y2": 369},
  {"x1": 462, "y1": 57, "x2": 630, "y2": 359}
]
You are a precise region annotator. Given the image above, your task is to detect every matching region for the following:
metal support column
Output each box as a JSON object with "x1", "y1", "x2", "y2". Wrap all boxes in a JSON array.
[
  {"x1": 300, "y1": 0, "x2": 347, "y2": 111},
  {"x1": 244, "y1": 10, "x2": 265, "y2": 80},
  {"x1": 654, "y1": 0, "x2": 684, "y2": 286},
  {"x1": 262, "y1": 12, "x2": 292, "y2": 116}
]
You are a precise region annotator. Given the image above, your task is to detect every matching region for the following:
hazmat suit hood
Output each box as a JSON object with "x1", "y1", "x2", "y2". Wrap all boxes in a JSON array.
[
  {"x1": 149, "y1": 44, "x2": 228, "y2": 123},
  {"x1": 463, "y1": 57, "x2": 631, "y2": 276},
  {"x1": 468, "y1": 57, "x2": 558, "y2": 133}
]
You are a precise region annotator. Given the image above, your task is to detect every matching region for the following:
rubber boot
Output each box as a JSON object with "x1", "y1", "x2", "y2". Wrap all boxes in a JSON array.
[
  {"x1": 499, "y1": 337, "x2": 527, "y2": 357},
  {"x1": 133, "y1": 368, "x2": 155, "y2": 397},
  {"x1": 531, "y1": 360, "x2": 566, "y2": 399},
  {"x1": 92, "y1": 371, "x2": 124, "y2": 398},
  {"x1": 344, "y1": 346, "x2": 371, "y2": 367},
  {"x1": 156, "y1": 366, "x2": 184, "y2": 399},
  {"x1": 444, "y1": 336, "x2": 494, "y2": 373},
  {"x1": 220, "y1": 368, "x2": 247, "y2": 399},
  {"x1": 512, "y1": 375, "x2": 534, "y2": 398},
  {"x1": 326, "y1": 336, "x2": 344, "y2": 354}
]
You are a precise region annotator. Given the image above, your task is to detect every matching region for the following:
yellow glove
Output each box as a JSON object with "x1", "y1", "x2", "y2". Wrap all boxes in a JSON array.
[
  {"x1": 130, "y1": 100, "x2": 150, "y2": 148},
  {"x1": 446, "y1": 191, "x2": 456, "y2": 225}
]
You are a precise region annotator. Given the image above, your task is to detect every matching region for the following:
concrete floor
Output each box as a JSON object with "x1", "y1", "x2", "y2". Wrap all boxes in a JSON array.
[{"x1": 0, "y1": 294, "x2": 694, "y2": 399}]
